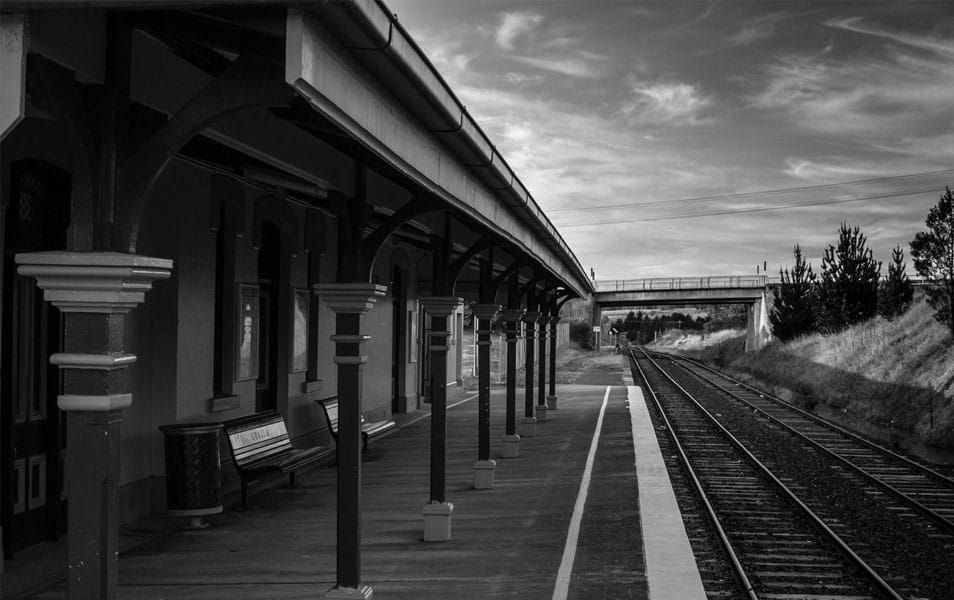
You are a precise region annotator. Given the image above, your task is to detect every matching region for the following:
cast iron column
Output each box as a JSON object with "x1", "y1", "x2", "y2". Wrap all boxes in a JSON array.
[
  {"x1": 420, "y1": 296, "x2": 461, "y2": 541},
  {"x1": 16, "y1": 252, "x2": 171, "y2": 600},
  {"x1": 317, "y1": 283, "x2": 385, "y2": 600},
  {"x1": 519, "y1": 310, "x2": 538, "y2": 437},
  {"x1": 500, "y1": 308, "x2": 523, "y2": 458},
  {"x1": 548, "y1": 316, "x2": 560, "y2": 409},
  {"x1": 471, "y1": 303, "x2": 499, "y2": 488},
  {"x1": 536, "y1": 315, "x2": 548, "y2": 421}
]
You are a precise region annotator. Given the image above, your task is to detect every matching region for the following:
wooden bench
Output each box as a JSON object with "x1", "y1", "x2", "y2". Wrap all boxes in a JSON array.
[
  {"x1": 223, "y1": 411, "x2": 333, "y2": 508},
  {"x1": 317, "y1": 398, "x2": 397, "y2": 451}
]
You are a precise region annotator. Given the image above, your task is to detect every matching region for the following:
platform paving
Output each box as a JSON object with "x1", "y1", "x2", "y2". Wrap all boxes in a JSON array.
[{"x1": 4, "y1": 351, "x2": 706, "y2": 599}]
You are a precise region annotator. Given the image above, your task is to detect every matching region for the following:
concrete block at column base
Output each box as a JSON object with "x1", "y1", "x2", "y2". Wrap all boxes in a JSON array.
[
  {"x1": 547, "y1": 395, "x2": 558, "y2": 410},
  {"x1": 324, "y1": 585, "x2": 374, "y2": 599},
  {"x1": 423, "y1": 501, "x2": 454, "y2": 541},
  {"x1": 519, "y1": 416, "x2": 537, "y2": 437},
  {"x1": 536, "y1": 404, "x2": 548, "y2": 421},
  {"x1": 501, "y1": 434, "x2": 520, "y2": 458},
  {"x1": 473, "y1": 459, "x2": 496, "y2": 489}
]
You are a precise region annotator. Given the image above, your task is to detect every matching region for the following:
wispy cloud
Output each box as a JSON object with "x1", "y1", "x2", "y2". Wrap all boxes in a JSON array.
[
  {"x1": 726, "y1": 12, "x2": 788, "y2": 46},
  {"x1": 783, "y1": 158, "x2": 883, "y2": 181},
  {"x1": 508, "y1": 55, "x2": 601, "y2": 78},
  {"x1": 622, "y1": 83, "x2": 714, "y2": 126},
  {"x1": 496, "y1": 11, "x2": 542, "y2": 50},
  {"x1": 826, "y1": 17, "x2": 954, "y2": 57},
  {"x1": 751, "y1": 32, "x2": 954, "y2": 142}
]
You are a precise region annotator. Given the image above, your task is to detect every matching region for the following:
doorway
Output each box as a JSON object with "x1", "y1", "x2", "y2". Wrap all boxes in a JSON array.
[
  {"x1": 1, "y1": 160, "x2": 70, "y2": 557},
  {"x1": 255, "y1": 221, "x2": 280, "y2": 412}
]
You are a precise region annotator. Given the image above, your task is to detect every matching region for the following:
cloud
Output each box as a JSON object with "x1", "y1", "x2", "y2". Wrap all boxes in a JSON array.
[
  {"x1": 725, "y1": 12, "x2": 788, "y2": 46},
  {"x1": 750, "y1": 40, "x2": 954, "y2": 141},
  {"x1": 508, "y1": 55, "x2": 601, "y2": 78},
  {"x1": 826, "y1": 17, "x2": 954, "y2": 57},
  {"x1": 496, "y1": 11, "x2": 542, "y2": 50},
  {"x1": 621, "y1": 83, "x2": 714, "y2": 126},
  {"x1": 783, "y1": 158, "x2": 883, "y2": 181},
  {"x1": 748, "y1": 17, "x2": 954, "y2": 154}
]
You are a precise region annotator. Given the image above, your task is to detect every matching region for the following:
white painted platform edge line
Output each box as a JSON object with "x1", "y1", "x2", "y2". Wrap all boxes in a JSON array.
[
  {"x1": 628, "y1": 385, "x2": 707, "y2": 600},
  {"x1": 551, "y1": 385, "x2": 610, "y2": 600}
]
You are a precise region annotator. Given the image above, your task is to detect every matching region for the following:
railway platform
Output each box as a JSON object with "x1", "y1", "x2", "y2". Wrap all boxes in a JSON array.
[{"x1": 4, "y1": 351, "x2": 707, "y2": 600}]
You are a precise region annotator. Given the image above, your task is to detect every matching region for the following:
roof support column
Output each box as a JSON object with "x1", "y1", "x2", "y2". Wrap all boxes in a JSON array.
[
  {"x1": 421, "y1": 296, "x2": 462, "y2": 541},
  {"x1": 15, "y1": 251, "x2": 171, "y2": 600},
  {"x1": 471, "y1": 303, "x2": 499, "y2": 488},
  {"x1": 536, "y1": 314, "x2": 549, "y2": 422},
  {"x1": 547, "y1": 315, "x2": 560, "y2": 410},
  {"x1": 500, "y1": 307, "x2": 524, "y2": 458},
  {"x1": 317, "y1": 283, "x2": 385, "y2": 600},
  {"x1": 519, "y1": 309, "x2": 538, "y2": 437}
]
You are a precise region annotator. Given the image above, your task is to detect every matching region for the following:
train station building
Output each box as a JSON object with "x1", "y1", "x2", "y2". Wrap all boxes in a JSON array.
[{"x1": 0, "y1": 2, "x2": 592, "y2": 597}]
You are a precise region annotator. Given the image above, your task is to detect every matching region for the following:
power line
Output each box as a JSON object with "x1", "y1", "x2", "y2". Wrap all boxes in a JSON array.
[
  {"x1": 555, "y1": 187, "x2": 940, "y2": 228},
  {"x1": 548, "y1": 168, "x2": 954, "y2": 213}
]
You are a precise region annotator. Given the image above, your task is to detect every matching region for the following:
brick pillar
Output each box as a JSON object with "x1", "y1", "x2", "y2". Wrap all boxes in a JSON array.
[
  {"x1": 536, "y1": 316, "x2": 548, "y2": 421},
  {"x1": 15, "y1": 251, "x2": 172, "y2": 600},
  {"x1": 499, "y1": 308, "x2": 523, "y2": 458},
  {"x1": 519, "y1": 311, "x2": 538, "y2": 437},
  {"x1": 548, "y1": 316, "x2": 560, "y2": 409},
  {"x1": 420, "y1": 296, "x2": 461, "y2": 541},
  {"x1": 471, "y1": 303, "x2": 499, "y2": 489},
  {"x1": 317, "y1": 283, "x2": 385, "y2": 600}
]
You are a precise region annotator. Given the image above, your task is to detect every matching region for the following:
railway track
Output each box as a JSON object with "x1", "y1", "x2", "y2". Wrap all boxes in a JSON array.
[
  {"x1": 628, "y1": 346, "x2": 954, "y2": 600},
  {"x1": 655, "y1": 351, "x2": 954, "y2": 532}
]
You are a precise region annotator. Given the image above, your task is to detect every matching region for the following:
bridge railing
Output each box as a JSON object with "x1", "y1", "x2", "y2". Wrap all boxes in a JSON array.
[{"x1": 594, "y1": 275, "x2": 768, "y2": 292}]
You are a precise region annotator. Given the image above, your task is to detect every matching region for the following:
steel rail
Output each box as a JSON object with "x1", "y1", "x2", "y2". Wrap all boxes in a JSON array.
[
  {"x1": 670, "y1": 352, "x2": 954, "y2": 488},
  {"x1": 626, "y1": 347, "x2": 758, "y2": 600},
  {"x1": 634, "y1": 347, "x2": 906, "y2": 600},
  {"x1": 659, "y1": 353, "x2": 954, "y2": 534}
]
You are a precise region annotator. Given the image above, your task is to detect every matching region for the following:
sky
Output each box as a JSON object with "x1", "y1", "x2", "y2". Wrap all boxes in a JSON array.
[{"x1": 384, "y1": 0, "x2": 954, "y2": 281}]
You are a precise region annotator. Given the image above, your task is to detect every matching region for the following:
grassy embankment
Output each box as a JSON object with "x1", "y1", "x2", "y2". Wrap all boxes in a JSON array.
[{"x1": 658, "y1": 296, "x2": 954, "y2": 450}]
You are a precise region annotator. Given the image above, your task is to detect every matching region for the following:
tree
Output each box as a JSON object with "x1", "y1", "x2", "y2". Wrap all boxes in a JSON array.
[
  {"x1": 815, "y1": 223, "x2": 881, "y2": 333},
  {"x1": 770, "y1": 244, "x2": 817, "y2": 341},
  {"x1": 910, "y1": 187, "x2": 954, "y2": 336},
  {"x1": 623, "y1": 310, "x2": 639, "y2": 341},
  {"x1": 878, "y1": 246, "x2": 914, "y2": 320}
]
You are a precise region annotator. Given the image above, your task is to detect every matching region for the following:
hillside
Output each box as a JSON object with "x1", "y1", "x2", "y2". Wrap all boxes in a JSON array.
[{"x1": 663, "y1": 296, "x2": 954, "y2": 452}]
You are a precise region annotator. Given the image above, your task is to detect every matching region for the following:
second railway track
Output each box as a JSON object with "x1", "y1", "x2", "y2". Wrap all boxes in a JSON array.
[{"x1": 629, "y1": 346, "x2": 954, "y2": 600}]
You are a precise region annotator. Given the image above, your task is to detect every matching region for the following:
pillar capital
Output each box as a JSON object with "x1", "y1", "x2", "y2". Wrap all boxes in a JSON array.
[
  {"x1": 521, "y1": 310, "x2": 540, "y2": 324},
  {"x1": 420, "y1": 296, "x2": 462, "y2": 318},
  {"x1": 471, "y1": 303, "x2": 500, "y2": 321},
  {"x1": 16, "y1": 251, "x2": 172, "y2": 313},
  {"x1": 316, "y1": 283, "x2": 387, "y2": 314},
  {"x1": 500, "y1": 307, "x2": 525, "y2": 322}
]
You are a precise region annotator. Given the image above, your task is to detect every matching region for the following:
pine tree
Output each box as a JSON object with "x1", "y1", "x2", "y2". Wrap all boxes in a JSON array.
[
  {"x1": 770, "y1": 244, "x2": 817, "y2": 341},
  {"x1": 623, "y1": 310, "x2": 639, "y2": 341},
  {"x1": 815, "y1": 223, "x2": 882, "y2": 333},
  {"x1": 910, "y1": 187, "x2": 954, "y2": 336},
  {"x1": 878, "y1": 246, "x2": 914, "y2": 320}
]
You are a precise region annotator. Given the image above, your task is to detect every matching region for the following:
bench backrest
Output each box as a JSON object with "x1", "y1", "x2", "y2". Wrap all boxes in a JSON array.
[
  {"x1": 224, "y1": 411, "x2": 293, "y2": 468},
  {"x1": 320, "y1": 399, "x2": 339, "y2": 433}
]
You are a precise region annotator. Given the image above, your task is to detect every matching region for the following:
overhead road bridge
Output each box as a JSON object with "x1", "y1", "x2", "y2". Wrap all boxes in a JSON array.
[{"x1": 593, "y1": 276, "x2": 772, "y2": 351}]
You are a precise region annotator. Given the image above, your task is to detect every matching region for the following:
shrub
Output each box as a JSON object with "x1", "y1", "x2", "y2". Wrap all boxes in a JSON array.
[{"x1": 569, "y1": 321, "x2": 593, "y2": 350}]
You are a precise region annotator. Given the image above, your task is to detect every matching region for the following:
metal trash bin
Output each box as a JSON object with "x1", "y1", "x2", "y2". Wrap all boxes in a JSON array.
[{"x1": 159, "y1": 423, "x2": 223, "y2": 528}]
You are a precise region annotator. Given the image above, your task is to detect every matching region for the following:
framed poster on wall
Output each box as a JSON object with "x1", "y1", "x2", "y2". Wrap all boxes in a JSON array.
[
  {"x1": 291, "y1": 289, "x2": 309, "y2": 372},
  {"x1": 236, "y1": 284, "x2": 259, "y2": 381}
]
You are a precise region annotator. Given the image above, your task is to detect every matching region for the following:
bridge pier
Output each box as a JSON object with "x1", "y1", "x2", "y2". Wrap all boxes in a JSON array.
[{"x1": 744, "y1": 291, "x2": 772, "y2": 352}]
